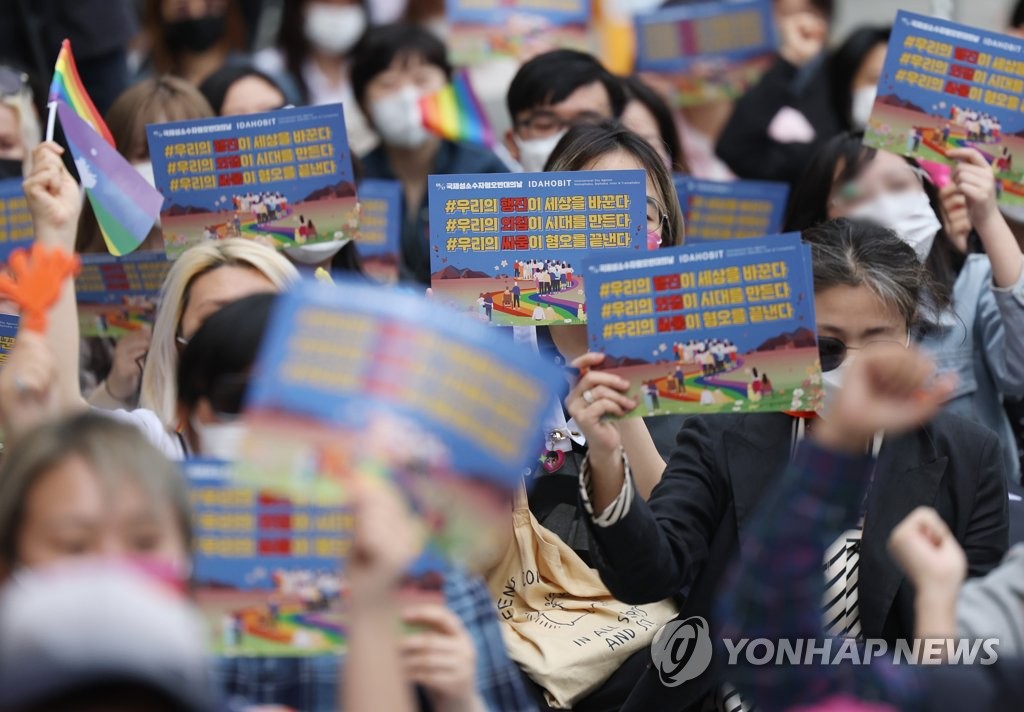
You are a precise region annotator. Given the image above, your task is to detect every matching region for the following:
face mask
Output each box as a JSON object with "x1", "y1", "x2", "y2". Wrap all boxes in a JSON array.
[
  {"x1": 132, "y1": 160, "x2": 155, "y2": 188},
  {"x1": 647, "y1": 229, "x2": 663, "y2": 251},
  {"x1": 818, "y1": 357, "x2": 850, "y2": 419},
  {"x1": 304, "y1": 4, "x2": 367, "y2": 56},
  {"x1": 369, "y1": 0, "x2": 407, "y2": 24},
  {"x1": 0, "y1": 158, "x2": 22, "y2": 180},
  {"x1": 191, "y1": 418, "x2": 247, "y2": 461},
  {"x1": 371, "y1": 86, "x2": 430, "y2": 149},
  {"x1": 163, "y1": 15, "x2": 227, "y2": 53},
  {"x1": 850, "y1": 191, "x2": 940, "y2": 262},
  {"x1": 283, "y1": 238, "x2": 351, "y2": 265},
  {"x1": 850, "y1": 86, "x2": 876, "y2": 130},
  {"x1": 514, "y1": 130, "x2": 567, "y2": 173}
]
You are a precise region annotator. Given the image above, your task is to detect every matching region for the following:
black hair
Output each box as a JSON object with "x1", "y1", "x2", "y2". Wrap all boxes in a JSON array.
[
  {"x1": 330, "y1": 241, "x2": 366, "y2": 274},
  {"x1": 621, "y1": 75, "x2": 689, "y2": 174},
  {"x1": 827, "y1": 25, "x2": 890, "y2": 129},
  {"x1": 786, "y1": 132, "x2": 954, "y2": 309},
  {"x1": 506, "y1": 49, "x2": 626, "y2": 122},
  {"x1": 662, "y1": 0, "x2": 833, "y2": 17},
  {"x1": 546, "y1": 120, "x2": 685, "y2": 248},
  {"x1": 1013, "y1": 0, "x2": 1024, "y2": 29},
  {"x1": 177, "y1": 293, "x2": 275, "y2": 415},
  {"x1": 198, "y1": 64, "x2": 286, "y2": 115},
  {"x1": 350, "y1": 22, "x2": 452, "y2": 110},
  {"x1": 803, "y1": 218, "x2": 941, "y2": 327},
  {"x1": 277, "y1": 0, "x2": 371, "y2": 102}
]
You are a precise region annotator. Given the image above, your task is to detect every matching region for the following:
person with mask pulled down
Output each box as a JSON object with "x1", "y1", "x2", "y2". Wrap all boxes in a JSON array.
[
  {"x1": 786, "y1": 133, "x2": 1024, "y2": 483},
  {"x1": 352, "y1": 23, "x2": 509, "y2": 286},
  {"x1": 504, "y1": 49, "x2": 626, "y2": 174},
  {"x1": 564, "y1": 218, "x2": 1007, "y2": 711}
]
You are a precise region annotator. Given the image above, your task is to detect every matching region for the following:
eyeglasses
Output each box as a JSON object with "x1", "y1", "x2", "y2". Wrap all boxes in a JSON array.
[
  {"x1": 817, "y1": 335, "x2": 909, "y2": 372},
  {"x1": 646, "y1": 197, "x2": 668, "y2": 234},
  {"x1": 515, "y1": 110, "x2": 605, "y2": 139}
]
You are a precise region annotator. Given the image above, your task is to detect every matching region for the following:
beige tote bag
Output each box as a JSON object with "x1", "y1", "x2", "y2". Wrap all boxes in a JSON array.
[{"x1": 487, "y1": 490, "x2": 678, "y2": 709}]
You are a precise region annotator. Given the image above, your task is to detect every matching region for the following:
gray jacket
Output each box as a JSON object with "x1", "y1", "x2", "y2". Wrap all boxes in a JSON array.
[
  {"x1": 918, "y1": 254, "x2": 1024, "y2": 482},
  {"x1": 957, "y1": 543, "x2": 1024, "y2": 656}
]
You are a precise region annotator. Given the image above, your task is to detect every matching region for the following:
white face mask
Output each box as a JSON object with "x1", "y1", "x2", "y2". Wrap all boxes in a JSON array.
[
  {"x1": 371, "y1": 85, "x2": 430, "y2": 149},
  {"x1": 283, "y1": 238, "x2": 351, "y2": 265},
  {"x1": 132, "y1": 160, "x2": 155, "y2": 188},
  {"x1": 818, "y1": 358, "x2": 849, "y2": 419},
  {"x1": 191, "y1": 418, "x2": 247, "y2": 462},
  {"x1": 850, "y1": 191, "x2": 940, "y2": 262},
  {"x1": 514, "y1": 130, "x2": 567, "y2": 173},
  {"x1": 850, "y1": 86, "x2": 876, "y2": 130},
  {"x1": 303, "y1": 3, "x2": 366, "y2": 56}
]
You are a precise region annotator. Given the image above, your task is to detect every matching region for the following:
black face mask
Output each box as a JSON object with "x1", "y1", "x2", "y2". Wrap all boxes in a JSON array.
[
  {"x1": 0, "y1": 158, "x2": 22, "y2": 180},
  {"x1": 163, "y1": 15, "x2": 227, "y2": 54}
]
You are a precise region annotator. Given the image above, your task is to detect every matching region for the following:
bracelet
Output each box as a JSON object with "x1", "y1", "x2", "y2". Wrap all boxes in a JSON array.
[{"x1": 103, "y1": 378, "x2": 135, "y2": 404}]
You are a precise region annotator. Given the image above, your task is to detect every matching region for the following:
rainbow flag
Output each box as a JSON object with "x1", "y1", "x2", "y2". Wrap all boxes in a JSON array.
[
  {"x1": 56, "y1": 102, "x2": 162, "y2": 256},
  {"x1": 419, "y1": 69, "x2": 494, "y2": 147},
  {"x1": 48, "y1": 39, "x2": 114, "y2": 146}
]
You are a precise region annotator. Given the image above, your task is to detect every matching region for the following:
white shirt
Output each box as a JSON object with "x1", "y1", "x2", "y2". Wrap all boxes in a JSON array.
[{"x1": 101, "y1": 407, "x2": 185, "y2": 461}]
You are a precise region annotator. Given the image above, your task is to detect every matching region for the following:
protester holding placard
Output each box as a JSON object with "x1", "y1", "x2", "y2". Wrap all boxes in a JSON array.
[
  {"x1": 198, "y1": 64, "x2": 288, "y2": 117},
  {"x1": 353, "y1": 23, "x2": 509, "y2": 286},
  {"x1": 571, "y1": 219, "x2": 1007, "y2": 710},
  {"x1": 787, "y1": 132, "x2": 1024, "y2": 482}
]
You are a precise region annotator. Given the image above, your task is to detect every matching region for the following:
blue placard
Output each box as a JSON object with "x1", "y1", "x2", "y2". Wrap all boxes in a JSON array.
[
  {"x1": 864, "y1": 11, "x2": 1024, "y2": 207},
  {"x1": 634, "y1": 0, "x2": 777, "y2": 73},
  {"x1": 187, "y1": 458, "x2": 349, "y2": 657},
  {"x1": 355, "y1": 178, "x2": 402, "y2": 284},
  {"x1": 75, "y1": 251, "x2": 172, "y2": 303},
  {"x1": 245, "y1": 279, "x2": 563, "y2": 484},
  {"x1": 146, "y1": 104, "x2": 358, "y2": 257},
  {"x1": 0, "y1": 178, "x2": 32, "y2": 263},
  {"x1": 428, "y1": 170, "x2": 647, "y2": 326},
  {"x1": 0, "y1": 313, "x2": 18, "y2": 367},
  {"x1": 583, "y1": 234, "x2": 822, "y2": 417},
  {"x1": 675, "y1": 177, "x2": 789, "y2": 243},
  {"x1": 446, "y1": 0, "x2": 589, "y2": 25}
]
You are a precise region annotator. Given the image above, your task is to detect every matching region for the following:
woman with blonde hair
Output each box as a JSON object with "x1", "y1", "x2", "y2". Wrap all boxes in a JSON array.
[{"x1": 13, "y1": 142, "x2": 299, "y2": 458}]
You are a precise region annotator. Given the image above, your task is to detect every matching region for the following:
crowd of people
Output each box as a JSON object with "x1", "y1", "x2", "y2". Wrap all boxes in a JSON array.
[{"x1": 3, "y1": 0, "x2": 1024, "y2": 711}]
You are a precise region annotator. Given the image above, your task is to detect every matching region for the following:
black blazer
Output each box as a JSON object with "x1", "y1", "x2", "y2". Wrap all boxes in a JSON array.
[{"x1": 585, "y1": 411, "x2": 1008, "y2": 711}]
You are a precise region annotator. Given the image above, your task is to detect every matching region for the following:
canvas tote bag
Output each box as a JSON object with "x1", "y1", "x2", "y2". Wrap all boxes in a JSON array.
[{"x1": 487, "y1": 488, "x2": 678, "y2": 708}]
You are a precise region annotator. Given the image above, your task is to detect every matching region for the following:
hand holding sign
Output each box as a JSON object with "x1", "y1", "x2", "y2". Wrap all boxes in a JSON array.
[{"x1": 0, "y1": 242, "x2": 80, "y2": 332}]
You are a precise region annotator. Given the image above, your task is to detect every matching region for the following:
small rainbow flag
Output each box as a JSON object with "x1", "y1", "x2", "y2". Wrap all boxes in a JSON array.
[
  {"x1": 419, "y1": 69, "x2": 494, "y2": 147},
  {"x1": 48, "y1": 39, "x2": 114, "y2": 147}
]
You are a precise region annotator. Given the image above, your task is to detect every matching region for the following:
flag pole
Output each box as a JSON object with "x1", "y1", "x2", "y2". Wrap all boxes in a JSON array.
[{"x1": 45, "y1": 101, "x2": 57, "y2": 142}]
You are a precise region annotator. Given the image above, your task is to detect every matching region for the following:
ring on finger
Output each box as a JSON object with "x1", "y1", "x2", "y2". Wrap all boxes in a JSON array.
[{"x1": 583, "y1": 389, "x2": 595, "y2": 405}]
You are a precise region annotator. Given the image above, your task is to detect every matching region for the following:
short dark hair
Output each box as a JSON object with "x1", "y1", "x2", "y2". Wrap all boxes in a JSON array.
[
  {"x1": 621, "y1": 75, "x2": 689, "y2": 174},
  {"x1": 350, "y1": 23, "x2": 452, "y2": 110},
  {"x1": 177, "y1": 293, "x2": 275, "y2": 416},
  {"x1": 198, "y1": 64, "x2": 286, "y2": 115},
  {"x1": 506, "y1": 49, "x2": 626, "y2": 122},
  {"x1": 827, "y1": 25, "x2": 890, "y2": 129},
  {"x1": 786, "y1": 131, "x2": 953, "y2": 310}
]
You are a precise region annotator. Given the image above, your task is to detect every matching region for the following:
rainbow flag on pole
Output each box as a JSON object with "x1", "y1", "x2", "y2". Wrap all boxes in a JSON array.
[
  {"x1": 49, "y1": 40, "x2": 162, "y2": 256},
  {"x1": 48, "y1": 39, "x2": 114, "y2": 147},
  {"x1": 419, "y1": 69, "x2": 494, "y2": 147}
]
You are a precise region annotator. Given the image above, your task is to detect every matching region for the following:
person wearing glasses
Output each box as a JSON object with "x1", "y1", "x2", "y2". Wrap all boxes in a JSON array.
[
  {"x1": 0, "y1": 66, "x2": 40, "y2": 180},
  {"x1": 785, "y1": 132, "x2": 1024, "y2": 484},
  {"x1": 503, "y1": 49, "x2": 626, "y2": 174},
  {"x1": 566, "y1": 218, "x2": 1008, "y2": 711}
]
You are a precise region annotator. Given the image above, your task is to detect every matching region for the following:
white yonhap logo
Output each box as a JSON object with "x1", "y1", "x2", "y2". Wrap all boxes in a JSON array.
[{"x1": 650, "y1": 616, "x2": 714, "y2": 687}]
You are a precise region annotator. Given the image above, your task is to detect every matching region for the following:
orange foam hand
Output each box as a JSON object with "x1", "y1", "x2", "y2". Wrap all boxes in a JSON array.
[{"x1": 0, "y1": 243, "x2": 80, "y2": 333}]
